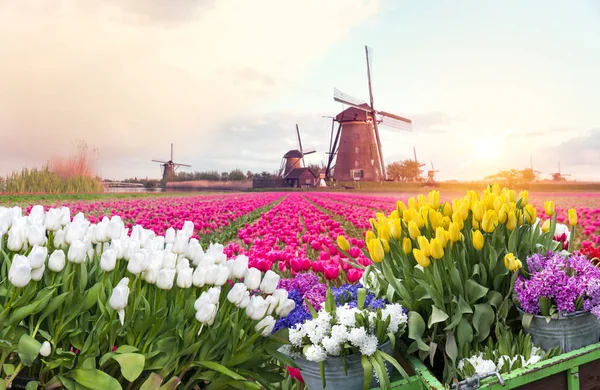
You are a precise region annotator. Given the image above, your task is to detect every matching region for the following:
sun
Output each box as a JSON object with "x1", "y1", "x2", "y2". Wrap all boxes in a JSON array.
[{"x1": 475, "y1": 139, "x2": 502, "y2": 160}]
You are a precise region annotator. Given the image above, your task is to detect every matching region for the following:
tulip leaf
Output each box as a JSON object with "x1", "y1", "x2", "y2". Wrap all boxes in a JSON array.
[
  {"x1": 3, "y1": 363, "x2": 15, "y2": 375},
  {"x1": 115, "y1": 345, "x2": 140, "y2": 354},
  {"x1": 428, "y1": 306, "x2": 449, "y2": 328},
  {"x1": 8, "y1": 301, "x2": 42, "y2": 326},
  {"x1": 408, "y1": 311, "x2": 428, "y2": 351},
  {"x1": 17, "y1": 334, "x2": 41, "y2": 367},
  {"x1": 99, "y1": 352, "x2": 116, "y2": 367},
  {"x1": 140, "y1": 373, "x2": 162, "y2": 390},
  {"x1": 112, "y1": 353, "x2": 145, "y2": 382},
  {"x1": 465, "y1": 279, "x2": 489, "y2": 304},
  {"x1": 486, "y1": 291, "x2": 503, "y2": 309},
  {"x1": 195, "y1": 361, "x2": 245, "y2": 380},
  {"x1": 81, "y1": 282, "x2": 102, "y2": 311},
  {"x1": 0, "y1": 379, "x2": 4, "y2": 390},
  {"x1": 456, "y1": 317, "x2": 474, "y2": 347},
  {"x1": 473, "y1": 303, "x2": 494, "y2": 342},
  {"x1": 38, "y1": 292, "x2": 70, "y2": 324},
  {"x1": 70, "y1": 369, "x2": 122, "y2": 390},
  {"x1": 157, "y1": 377, "x2": 181, "y2": 390},
  {"x1": 445, "y1": 332, "x2": 458, "y2": 362},
  {"x1": 450, "y1": 267, "x2": 464, "y2": 296},
  {"x1": 25, "y1": 381, "x2": 39, "y2": 390}
]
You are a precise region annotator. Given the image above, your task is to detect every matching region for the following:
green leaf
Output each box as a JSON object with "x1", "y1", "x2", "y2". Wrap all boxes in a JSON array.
[
  {"x1": 466, "y1": 280, "x2": 489, "y2": 304},
  {"x1": 69, "y1": 369, "x2": 122, "y2": 390},
  {"x1": 450, "y1": 267, "x2": 464, "y2": 296},
  {"x1": 0, "y1": 378, "x2": 4, "y2": 390},
  {"x1": 140, "y1": 373, "x2": 162, "y2": 390},
  {"x1": 195, "y1": 361, "x2": 245, "y2": 380},
  {"x1": 408, "y1": 311, "x2": 428, "y2": 351},
  {"x1": 522, "y1": 313, "x2": 534, "y2": 329},
  {"x1": 25, "y1": 381, "x2": 39, "y2": 390},
  {"x1": 539, "y1": 297, "x2": 552, "y2": 317},
  {"x1": 17, "y1": 334, "x2": 41, "y2": 367},
  {"x1": 115, "y1": 345, "x2": 140, "y2": 354},
  {"x1": 360, "y1": 355, "x2": 372, "y2": 390},
  {"x1": 112, "y1": 353, "x2": 145, "y2": 382},
  {"x1": 456, "y1": 317, "x2": 473, "y2": 348},
  {"x1": 37, "y1": 292, "x2": 70, "y2": 324},
  {"x1": 8, "y1": 301, "x2": 42, "y2": 326},
  {"x1": 81, "y1": 282, "x2": 102, "y2": 311},
  {"x1": 487, "y1": 291, "x2": 503, "y2": 309},
  {"x1": 428, "y1": 305, "x2": 449, "y2": 328},
  {"x1": 445, "y1": 332, "x2": 458, "y2": 362},
  {"x1": 473, "y1": 303, "x2": 495, "y2": 342},
  {"x1": 3, "y1": 363, "x2": 15, "y2": 375}
]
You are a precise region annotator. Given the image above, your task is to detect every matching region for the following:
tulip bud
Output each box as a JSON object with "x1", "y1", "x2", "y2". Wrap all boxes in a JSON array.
[
  {"x1": 156, "y1": 268, "x2": 176, "y2": 290},
  {"x1": 195, "y1": 303, "x2": 217, "y2": 325},
  {"x1": 524, "y1": 204, "x2": 537, "y2": 225},
  {"x1": 143, "y1": 266, "x2": 159, "y2": 284},
  {"x1": 367, "y1": 238, "x2": 385, "y2": 263},
  {"x1": 244, "y1": 268, "x2": 262, "y2": 290},
  {"x1": 448, "y1": 222, "x2": 461, "y2": 243},
  {"x1": 396, "y1": 201, "x2": 406, "y2": 217},
  {"x1": 472, "y1": 230, "x2": 484, "y2": 250},
  {"x1": 435, "y1": 227, "x2": 448, "y2": 247},
  {"x1": 48, "y1": 249, "x2": 66, "y2": 272},
  {"x1": 31, "y1": 264, "x2": 45, "y2": 281},
  {"x1": 39, "y1": 341, "x2": 51, "y2": 357},
  {"x1": 402, "y1": 237, "x2": 412, "y2": 255},
  {"x1": 182, "y1": 221, "x2": 195, "y2": 238},
  {"x1": 544, "y1": 201, "x2": 555, "y2": 217},
  {"x1": 7, "y1": 226, "x2": 25, "y2": 252},
  {"x1": 162, "y1": 252, "x2": 177, "y2": 269},
  {"x1": 336, "y1": 235, "x2": 350, "y2": 251},
  {"x1": 428, "y1": 190, "x2": 441, "y2": 209},
  {"x1": 365, "y1": 230, "x2": 376, "y2": 243},
  {"x1": 481, "y1": 210, "x2": 499, "y2": 233},
  {"x1": 506, "y1": 210, "x2": 517, "y2": 231},
  {"x1": 213, "y1": 265, "x2": 230, "y2": 286},
  {"x1": 206, "y1": 287, "x2": 221, "y2": 304},
  {"x1": 260, "y1": 270, "x2": 281, "y2": 294},
  {"x1": 67, "y1": 240, "x2": 87, "y2": 263},
  {"x1": 452, "y1": 213, "x2": 464, "y2": 230},
  {"x1": 430, "y1": 238, "x2": 444, "y2": 260},
  {"x1": 127, "y1": 252, "x2": 148, "y2": 275},
  {"x1": 246, "y1": 296, "x2": 269, "y2": 321},
  {"x1": 8, "y1": 255, "x2": 32, "y2": 287},
  {"x1": 568, "y1": 209, "x2": 578, "y2": 227},
  {"x1": 172, "y1": 234, "x2": 189, "y2": 255},
  {"x1": 417, "y1": 236, "x2": 431, "y2": 257},
  {"x1": 176, "y1": 267, "x2": 193, "y2": 288},
  {"x1": 100, "y1": 248, "x2": 117, "y2": 272},
  {"x1": 472, "y1": 201, "x2": 485, "y2": 222},
  {"x1": 165, "y1": 227, "x2": 176, "y2": 244},
  {"x1": 412, "y1": 248, "x2": 430, "y2": 268},
  {"x1": 498, "y1": 204, "x2": 509, "y2": 224},
  {"x1": 28, "y1": 245, "x2": 48, "y2": 269},
  {"x1": 518, "y1": 190, "x2": 529, "y2": 206},
  {"x1": 231, "y1": 255, "x2": 249, "y2": 279},
  {"x1": 109, "y1": 277, "x2": 130, "y2": 325},
  {"x1": 227, "y1": 283, "x2": 248, "y2": 306},
  {"x1": 27, "y1": 224, "x2": 46, "y2": 247},
  {"x1": 192, "y1": 266, "x2": 206, "y2": 287},
  {"x1": 541, "y1": 219, "x2": 551, "y2": 233},
  {"x1": 255, "y1": 315, "x2": 276, "y2": 336},
  {"x1": 408, "y1": 220, "x2": 420, "y2": 240}
]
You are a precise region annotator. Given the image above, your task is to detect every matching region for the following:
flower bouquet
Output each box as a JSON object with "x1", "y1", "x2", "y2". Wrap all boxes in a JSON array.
[
  {"x1": 283, "y1": 287, "x2": 408, "y2": 390},
  {"x1": 515, "y1": 251, "x2": 600, "y2": 351}
]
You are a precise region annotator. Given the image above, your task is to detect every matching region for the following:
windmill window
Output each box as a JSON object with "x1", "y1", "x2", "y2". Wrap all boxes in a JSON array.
[
  {"x1": 355, "y1": 160, "x2": 359, "y2": 168},
  {"x1": 354, "y1": 133, "x2": 360, "y2": 140},
  {"x1": 355, "y1": 147, "x2": 360, "y2": 154}
]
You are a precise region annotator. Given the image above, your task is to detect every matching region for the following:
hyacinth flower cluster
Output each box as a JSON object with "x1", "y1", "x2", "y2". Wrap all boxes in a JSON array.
[
  {"x1": 514, "y1": 251, "x2": 600, "y2": 317},
  {"x1": 0, "y1": 204, "x2": 297, "y2": 389}
]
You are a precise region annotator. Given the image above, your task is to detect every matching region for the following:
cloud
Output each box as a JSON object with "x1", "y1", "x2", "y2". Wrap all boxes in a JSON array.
[
  {"x1": 0, "y1": 0, "x2": 380, "y2": 179},
  {"x1": 541, "y1": 128, "x2": 600, "y2": 167}
]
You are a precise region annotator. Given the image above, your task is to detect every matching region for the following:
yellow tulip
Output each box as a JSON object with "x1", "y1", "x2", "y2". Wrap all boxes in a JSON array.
[
  {"x1": 412, "y1": 209, "x2": 425, "y2": 229},
  {"x1": 402, "y1": 237, "x2": 412, "y2": 254},
  {"x1": 365, "y1": 230, "x2": 376, "y2": 243},
  {"x1": 472, "y1": 201, "x2": 485, "y2": 222},
  {"x1": 512, "y1": 259, "x2": 523, "y2": 271},
  {"x1": 441, "y1": 216, "x2": 451, "y2": 230},
  {"x1": 418, "y1": 194, "x2": 427, "y2": 209},
  {"x1": 483, "y1": 194, "x2": 495, "y2": 211},
  {"x1": 408, "y1": 220, "x2": 420, "y2": 240},
  {"x1": 473, "y1": 230, "x2": 484, "y2": 250},
  {"x1": 544, "y1": 201, "x2": 555, "y2": 217},
  {"x1": 493, "y1": 197, "x2": 503, "y2": 212},
  {"x1": 506, "y1": 210, "x2": 517, "y2": 231},
  {"x1": 491, "y1": 183, "x2": 501, "y2": 195},
  {"x1": 336, "y1": 235, "x2": 350, "y2": 251},
  {"x1": 408, "y1": 197, "x2": 418, "y2": 210},
  {"x1": 390, "y1": 210, "x2": 399, "y2": 219},
  {"x1": 472, "y1": 219, "x2": 480, "y2": 230},
  {"x1": 430, "y1": 237, "x2": 444, "y2": 260},
  {"x1": 452, "y1": 199, "x2": 460, "y2": 213},
  {"x1": 378, "y1": 223, "x2": 391, "y2": 242},
  {"x1": 541, "y1": 219, "x2": 551, "y2": 233},
  {"x1": 524, "y1": 204, "x2": 537, "y2": 224},
  {"x1": 498, "y1": 204, "x2": 509, "y2": 224},
  {"x1": 506, "y1": 189, "x2": 516, "y2": 203},
  {"x1": 381, "y1": 238, "x2": 390, "y2": 253},
  {"x1": 428, "y1": 190, "x2": 441, "y2": 209},
  {"x1": 452, "y1": 212, "x2": 464, "y2": 230},
  {"x1": 519, "y1": 190, "x2": 529, "y2": 206},
  {"x1": 369, "y1": 218, "x2": 379, "y2": 230},
  {"x1": 481, "y1": 209, "x2": 499, "y2": 233},
  {"x1": 417, "y1": 236, "x2": 431, "y2": 257},
  {"x1": 504, "y1": 253, "x2": 522, "y2": 271},
  {"x1": 436, "y1": 226, "x2": 448, "y2": 247},
  {"x1": 459, "y1": 201, "x2": 470, "y2": 221},
  {"x1": 391, "y1": 218, "x2": 402, "y2": 240},
  {"x1": 396, "y1": 200, "x2": 407, "y2": 217},
  {"x1": 568, "y1": 208, "x2": 578, "y2": 227},
  {"x1": 448, "y1": 222, "x2": 461, "y2": 242},
  {"x1": 442, "y1": 202, "x2": 452, "y2": 217},
  {"x1": 368, "y1": 239, "x2": 385, "y2": 263},
  {"x1": 413, "y1": 248, "x2": 431, "y2": 268}
]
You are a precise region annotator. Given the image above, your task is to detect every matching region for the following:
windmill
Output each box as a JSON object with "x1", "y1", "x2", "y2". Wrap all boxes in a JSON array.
[
  {"x1": 412, "y1": 147, "x2": 426, "y2": 183},
  {"x1": 326, "y1": 45, "x2": 412, "y2": 182},
  {"x1": 152, "y1": 143, "x2": 191, "y2": 182},
  {"x1": 426, "y1": 161, "x2": 439, "y2": 186},
  {"x1": 525, "y1": 155, "x2": 541, "y2": 182},
  {"x1": 279, "y1": 124, "x2": 316, "y2": 177},
  {"x1": 552, "y1": 161, "x2": 571, "y2": 182}
]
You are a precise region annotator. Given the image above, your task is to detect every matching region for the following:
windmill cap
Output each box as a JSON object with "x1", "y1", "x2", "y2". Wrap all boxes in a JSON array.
[{"x1": 284, "y1": 150, "x2": 303, "y2": 158}]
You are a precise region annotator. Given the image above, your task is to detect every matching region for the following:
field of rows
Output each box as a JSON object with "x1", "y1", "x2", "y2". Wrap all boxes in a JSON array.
[{"x1": 6, "y1": 190, "x2": 600, "y2": 284}]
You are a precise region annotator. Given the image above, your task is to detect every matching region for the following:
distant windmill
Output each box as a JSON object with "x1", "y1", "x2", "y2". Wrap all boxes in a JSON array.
[
  {"x1": 152, "y1": 143, "x2": 191, "y2": 182},
  {"x1": 326, "y1": 45, "x2": 412, "y2": 182},
  {"x1": 279, "y1": 125, "x2": 316, "y2": 177},
  {"x1": 413, "y1": 147, "x2": 426, "y2": 183},
  {"x1": 527, "y1": 155, "x2": 541, "y2": 181},
  {"x1": 552, "y1": 161, "x2": 571, "y2": 182},
  {"x1": 426, "y1": 160, "x2": 439, "y2": 186}
]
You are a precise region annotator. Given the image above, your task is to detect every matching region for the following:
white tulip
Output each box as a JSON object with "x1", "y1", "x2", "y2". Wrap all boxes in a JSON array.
[
  {"x1": 96, "y1": 220, "x2": 109, "y2": 242},
  {"x1": 162, "y1": 252, "x2": 177, "y2": 269},
  {"x1": 28, "y1": 245, "x2": 48, "y2": 269},
  {"x1": 177, "y1": 267, "x2": 193, "y2": 288},
  {"x1": 265, "y1": 295, "x2": 278, "y2": 315},
  {"x1": 127, "y1": 252, "x2": 148, "y2": 275},
  {"x1": 165, "y1": 228, "x2": 176, "y2": 244},
  {"x1": 60, "y1": 207, "x2": 71, "y2": 226},
  {"x1": 109, "y1": 277, "x2": 130, "y2": 326},
  {"x1": 194, "y1": 294, "x2": 211, "y2": 311},
  {"x1": 8, "y1": 255, "x2": 32, "y2": 287},
  {"x1": 39, "y1": 341, "x2": 52, "y2": 357},
  {"x1": 87, "y1": 225, "x2": 98, "y2": 245},
  {"x1": 206, "y1": 287, "x2": 222, "y2": 304},
  {"x1": 140, "y1": 229, "x2": 155, "y2": 247},
  {"x1": 64, "y1": 220, "x2": 86, "y2": 245},
  {"x1": 205, "y1": 265, "x2": 220, "y2": 285},
  {"x1": 100, "y1": 248, "x2": 117, "y2": 271},
  {"x1": 45, "y1": 208, "x2": 63, "y2": 231},
  {"x1": 195, "y1": 303, "x2": 217, "y2": 325},
  {"x1": 186, "y1": 238, "x2": 203, "y2": 260},
  {"x1": 239, "y1": 292, "x2": 250, "y2": 309},
  {"x1": 111, "y1": 238, "x2": 126, "y2": 259},
  {"x1": 272, "y1": 289, "x2": 289, "y2": 303},
  {"x1": 214, "y1": 266, "x2": 230, "y2": 286},
  {"x1": 31, "y1": 264, "x2": 45, "y2": 281},
  {"x1": 231, "y1": 255, "x2": 249, "y2": 279},
  {"x1": 7, "y1": 226, "x2": 25, "y2": 252},
  {"x1": 148, "y1": 250, "x2": 164, "y2": 269},
  {"x1": 53, "y1": 229, "x2": 66, "y2": 249},
  {"x1": 246, "y1": 296, "x2": 269, "y2": 321},
  {"x1": 28, "y1": 205, "x2": 45, "y2": 226},
  {"x1": 182, "y1": 221, "x2": 195, "y2": 237},
  {"x1": 244, "y1": 268, "x2": 262, "y2": 290},
  {"x1": 143, "y1": 266, "x2": 159, "y2": 284},
  {"x1": 27, "y1": 224, "x2": 46, "y2": 247},
  {"x1": 205, "y1": 243, "x2": 226, "y2": 264},
  {"x1": 260, "y1": 270, "x2": 280, "y2": 294},
  {"x1": 192, "y1": 266, "x2": 206, "y2": 287},
  {"x1": 255, "y1": 315, "x2": 276, "y2": 336},
  {"x1": 227, "y1": 283, "x2": 248, "y2": 306},
  {"x1": 172, "y1": 234, "x2": 189, "y2": 254},
  {"x1": 156, "y1": 268, "x2": 176, "y2": 290},
  {"x1": 124, "y1": 240, "x2": 140, "y2": 261},
  {"x1": 176, "y1": 256, "x2": 190, "y2": 271},
  {"x1": 107, "y1": 216, "x2": 124, "y2": 240},
  {"x1": 275, "y1": 298, "x2": 296, "y2": 317},
  {"x1": 67, "y1": 240, "x2": 87, "y2": 263},
  {"x1": 48, "y1": 250, "x2": 66, "y2": 272},
  {"x1": 0, "y1": 208, "x2": 12, "y2": 235},
  {"x1": 130, "y1": 225, "x2": 141, "y2": 241}
]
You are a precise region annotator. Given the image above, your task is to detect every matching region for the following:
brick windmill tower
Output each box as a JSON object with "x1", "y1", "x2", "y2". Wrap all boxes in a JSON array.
[
  {"x1": 152, "y1": 143, "x2": 191, "y2": 182},
  {"x1": 325, "y1": 46, "x2": 412, "y2": 182}
]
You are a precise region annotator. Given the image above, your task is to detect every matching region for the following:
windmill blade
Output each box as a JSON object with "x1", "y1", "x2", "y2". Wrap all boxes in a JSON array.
[
  {"x1": 303, "y1": 150, "x2": 316, "y2": 156},
  {"x1": 365, "y1": 45, "x2": 375, "y2": 110},
  {"x1": 296, "y1": 124, "x2": 305, "y2": 167},
  {"x1": 152, "y1": 159, "x2": 168, "y2": 164},
  {"x1": 379, "y1": 112, "x2": 413, "y2": 131},
  {"x1": 333, "y1": 88, "x2": 371, "y2": 111},
  {"x1": 173, "y1": 163, "x2": 191, "y2": 167}
]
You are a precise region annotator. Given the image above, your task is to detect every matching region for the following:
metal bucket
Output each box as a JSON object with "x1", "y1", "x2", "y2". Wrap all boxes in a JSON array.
[
  {"x1": 293, "y1": 341, "x2": 393, "y2": 390},
  {"x1": 525, "y1": 311, "x2": 600, "y2": 353}
]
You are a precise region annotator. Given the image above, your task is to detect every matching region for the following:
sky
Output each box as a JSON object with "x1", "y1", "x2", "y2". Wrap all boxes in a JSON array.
[{"x1": 1, "y1": 0, "x2": 599, "y2": 181}]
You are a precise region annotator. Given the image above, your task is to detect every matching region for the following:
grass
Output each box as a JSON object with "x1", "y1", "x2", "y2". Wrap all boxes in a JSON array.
[{"x1": 0, "y1": 191, "x2": 216, "y2": 206}]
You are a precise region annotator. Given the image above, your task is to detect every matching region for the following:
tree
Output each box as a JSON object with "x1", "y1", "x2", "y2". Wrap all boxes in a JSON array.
[
  {"x1": 228, "y1": 169, "x2": 247, "y2": 181},
  {"x1": 386, "y1": 162, "x2": 406, "y2": 182},
  {"x1": 246, "y1": 170, "x2": 254, "y2": 180},
  {"x1": 307, "y1": 163, "x2": 322, "y2": 177},
  {"x1": 484, "y1": 168, "x2": 539, "y2": 187},
  {"x1": 386, "y1": 160, "x2": 424, "y2": 182}
]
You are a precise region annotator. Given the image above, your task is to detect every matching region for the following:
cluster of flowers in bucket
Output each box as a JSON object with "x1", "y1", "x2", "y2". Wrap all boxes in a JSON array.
[
  {"x1": 337, "y1": 185, "x2": 579, "y2": 383},
  {"x1": 0, "y1": 205, "x2": 296, "y2": 389}
]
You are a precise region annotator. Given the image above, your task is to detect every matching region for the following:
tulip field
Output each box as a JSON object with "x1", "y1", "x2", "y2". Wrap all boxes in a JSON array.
[{"x1": 6, "y1": 190, "x2": 600, "y2": 285}]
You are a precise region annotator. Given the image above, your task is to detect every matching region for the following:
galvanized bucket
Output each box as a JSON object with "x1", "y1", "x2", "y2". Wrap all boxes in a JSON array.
[
  {"x1": 524, "y1": 310, "x2": 600, "y2": 353},
  {"x1": 293, "y1": 341, "x2": 393, "y2": 390}
]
